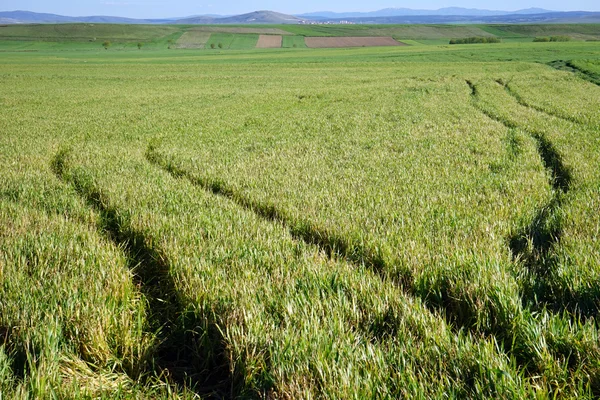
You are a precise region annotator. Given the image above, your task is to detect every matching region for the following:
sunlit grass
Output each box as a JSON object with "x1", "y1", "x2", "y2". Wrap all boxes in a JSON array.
[{"x1": 1, "y1": 40, "x2": 599, "y2": 397}]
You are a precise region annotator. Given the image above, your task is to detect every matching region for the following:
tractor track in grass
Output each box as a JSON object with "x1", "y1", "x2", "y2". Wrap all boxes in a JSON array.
[
  {"x1": 548, "y1": 60, "x2": 600, "y2": 87},
  {"x1": 50, "y1": 149, "x2": 232, "y2": 398},
  {"x1": 146, "y1": 143, "x2": 524, "y2": 342},
  {"x1": 466, "y1": 80, "x2": 575, "y2": 309},
  {"x1": 469, "y1": 79, "x2": 600, "y2": 319},
  {"x1": 145, "y1": 144, "x2": 467, "y2": 339},
  {"x1": 145, "y1": 144, "x2": 392, "y2": 285},
  {"x1": 494, "y1": 79, "x2": 584, "y2": 127}
]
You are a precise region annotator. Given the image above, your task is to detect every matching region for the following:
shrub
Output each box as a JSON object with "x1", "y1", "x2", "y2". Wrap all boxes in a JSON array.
[
  {"x1": 533, "y1": 37, "x2": 550, "y2": 42},
  {"x1": 218, "y1": 43, "x2": 223, "y2": 49},
  {"x1": 449, "y1": 37, "x2": 501, "y2": 45},
  {"x1": 210, "y1": 43, "x2": 216, "y2": 49},
  {"x1": 137, "y1": 42, "x2": 143, "y2": 50},
  {"x1": 550, "y1": 36, "x2": 571, "y2": 42},
  {"x1": 102, "y1": 40, "x2": 111, "y2": 50}
]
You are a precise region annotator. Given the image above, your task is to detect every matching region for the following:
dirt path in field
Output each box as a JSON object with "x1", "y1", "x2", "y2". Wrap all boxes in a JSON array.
[
  {"x1": 304, "y1": 37, "x2": 405, "y2": 48},
  {"x1": 256, "y1": 35, "x2": 282, "y2": 48}
]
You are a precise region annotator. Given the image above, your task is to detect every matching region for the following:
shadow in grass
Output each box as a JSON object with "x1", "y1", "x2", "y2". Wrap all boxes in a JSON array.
[
  {"x1": 0, "y1": 326, "x2": 28, "y2": 382},
  {"x1": 50, "y1": 148, "x2": 232, "y2": 398},
  {"x1": 509, "y1": 136, "x2": 570, "y2": 289}
]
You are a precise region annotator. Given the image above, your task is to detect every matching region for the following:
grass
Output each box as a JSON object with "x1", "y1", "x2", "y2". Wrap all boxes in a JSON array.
[
  {"x1": 281, "y1": 36, "x2": 306, "y2": 48},
  {"x1": 280, "y1": 24, "x2": 495, "y2": 39},
  {"x1": 175, "y1": 31, "x2": 211, "y2": 49},
  {"x1": 566, "y1": 59, "x2": 600, "y2": 85},
  {"x1": 2, "y1": 23, "x2": 598, "y2": 51},
  {"x1": 1, "y1": 28, "x2": 600, "y2": 398},
  {"x1": 204, "y1": 33, "x2": 258, "y2": 50},
  {"x1": 478, "y1": 24, "x2": 600, "y2": 41}
]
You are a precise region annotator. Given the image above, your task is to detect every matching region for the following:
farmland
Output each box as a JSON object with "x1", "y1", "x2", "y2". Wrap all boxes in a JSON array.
[
  {"x1": 304, "y1": 36, "x2": 403, "y2": 48},
  {"x1": 256, "y1": 35, "x2": 283, "y2": 49},
  {"x1": 0, "y1": 23, "x2": 600, "y2": 399}
]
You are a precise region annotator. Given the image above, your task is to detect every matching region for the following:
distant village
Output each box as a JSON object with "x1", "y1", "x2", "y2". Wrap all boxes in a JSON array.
[{"x1": 299, "y1": 20, "x2": 355, "y2": 25}]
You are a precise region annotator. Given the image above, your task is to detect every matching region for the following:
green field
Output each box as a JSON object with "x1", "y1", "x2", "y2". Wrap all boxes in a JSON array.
[
  {"x1": 1, "y1": 23, "x2": 600, "y2": 398},
  {"x1": 281, "y1": 35, "x2": 307, "y2": 48},
  {"x1": 1, "y1": 23, "x2": 599, "y2": 50},
  {"x1": 204, "y1": 33, "x2": 259, "y2": 50}
]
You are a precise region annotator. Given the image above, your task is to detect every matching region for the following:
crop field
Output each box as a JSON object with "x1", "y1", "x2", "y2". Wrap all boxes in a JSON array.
[
  {"x1": 204, "y1": 33, "x2": 259, "y2": 50},
  {"x1": 256, "y1": 35, "x2": 282, "y2": 49},
  {"x1": 2, "y1": 23, "x2": 599, "y2": 51},
  {"x1": 304, "y1": 36, "x2": 403, "y2": 48},
  {"x1": 180, "y1": 27, "x2": 292, "y2": 35},
  {"x1": 176, "y1": 31, "x2": 211, "y2": 49},
  {"x1": 1, "y1": 24, "x2": 600, "y2": 399},
  {"x1": 281, "y1": 35, "x2": 307, "y2": 48},
  {"x1": 479, "y1": 24, "x2": 600, "y2": 41}
]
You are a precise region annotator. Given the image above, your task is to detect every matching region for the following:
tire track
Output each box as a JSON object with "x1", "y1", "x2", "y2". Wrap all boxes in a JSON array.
[
  {"x1": 147, "y1": 136, "x2": 595, "y2": 387},
  {"x1": 466, "y1": 80, "x2": 573, "y2": 307},
  {"x1": 495, "y1": 79, "x2": 584, "y2": 127},
  {"x1": 548, "y1": 60, "x2": 600, "y2": 87},
  {"x1": 146, "y1": 143, "x2": 521, "y2": 339},
  {"x1": 146, "y1": 143, "x2": 526, "y2": 392},
  {"x1": 145, "y1": 144, "x2": 466, "y2": 339},
  {"x1": 467, "y1": 80, "x2": 572, "y2": 193},
  {"x1": 145, "y1": 143, "x2": 395, "y2": 285},
  {"x1": 50, "y1": 148, "x2": 232, "y2": 397}
]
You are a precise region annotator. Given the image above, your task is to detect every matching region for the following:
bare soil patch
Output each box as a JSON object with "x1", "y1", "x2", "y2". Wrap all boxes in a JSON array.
[
  {"x1": 256, "y1": 35, "x2": 282, "y2": 48},
  {"x1": 305, "y1": 37, "x2": 405, "y2": 48}
]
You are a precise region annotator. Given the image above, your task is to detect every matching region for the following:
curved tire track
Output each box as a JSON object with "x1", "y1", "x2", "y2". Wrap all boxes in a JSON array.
[
  {"x1": 495, "y1": 78, "x2": 585, "y2": 127},
  {"x1": 146, "y1": 144, "x2": 393, "y2": 284},
  {"x1": 466, "y1": 80, "x2": 573, "y2": 308},
  {"x1": 146, "y1": 143, "x2": 525, "y2": 339},
  {"x1": 51, "y1": 148, "x2": 232, "y2": 397},
  {"x1": 549, "y1": 60, "x2": 600, "y2": 87}
]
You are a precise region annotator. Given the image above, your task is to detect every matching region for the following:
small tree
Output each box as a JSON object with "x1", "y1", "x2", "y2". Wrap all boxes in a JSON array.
[
  {"x1": 218, "y1": 42, "x2": 223, "y2": 49},
  {"x1": 210, "y1": 43, "x2": 216, "y2": 49},
  {"x1": 102, "y1": 40, "x2": 111, "y2": 50},
  {"x1": 137, "y1": 42, "x2": 143, "y2": 50}
]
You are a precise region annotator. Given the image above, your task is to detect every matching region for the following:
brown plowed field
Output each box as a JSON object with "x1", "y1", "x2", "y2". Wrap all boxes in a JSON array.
[
  {"x1": 305, "y1": 37, "x2": 405, "y2": 48},
  {"x1": 176, "y1": 31, "x2": 211, "y2": 49},
  {"x1": 256, "y1": 35, "x2": 282, "y2": 48}
]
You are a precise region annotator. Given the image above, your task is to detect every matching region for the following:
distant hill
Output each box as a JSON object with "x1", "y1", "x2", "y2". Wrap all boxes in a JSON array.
[
  {"x1": 310, "y1": 11, "x2": 600, "y2": 24},
  {"x1": 0, "y1": 10, "x2": 178, "y2": 24},
  {"x1": 1, "y1": 8, "x2": 599, "y2": 25},
  {"x1": 176, "y1": 11, "x2": 306, "y2": 25},
  {"x1": 298, "y1": 7, "x2": 556, "y2": 19}
]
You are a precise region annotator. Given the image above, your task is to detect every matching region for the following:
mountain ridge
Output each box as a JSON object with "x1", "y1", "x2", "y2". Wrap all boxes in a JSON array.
[
  {"x1": 297, "y1": 7, "x2": 557, "y2": 19},
  {"x1": 176, "y1": 11, "x2": 306, "y2": 25},
  {"x1": 1, "y1": 8, "x2": 599, "y2": 25}
]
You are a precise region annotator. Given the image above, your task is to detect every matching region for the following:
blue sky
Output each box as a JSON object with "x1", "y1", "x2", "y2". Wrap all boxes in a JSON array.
[{"x1": 2, "y1": 1, "x2": 597, "y2": 18}]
